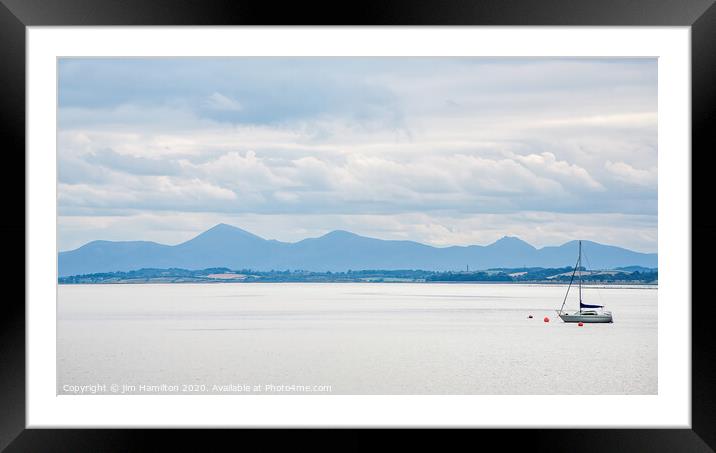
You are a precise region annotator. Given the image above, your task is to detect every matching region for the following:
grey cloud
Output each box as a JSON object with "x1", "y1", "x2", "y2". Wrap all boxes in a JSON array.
[{"x1": 86, "y1": 148, "x2": 185, "y2": 176}]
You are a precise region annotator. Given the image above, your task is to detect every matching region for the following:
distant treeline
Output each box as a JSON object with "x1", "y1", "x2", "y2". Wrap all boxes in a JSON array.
[
  {"x1": 59, "y1": 266, "x2": 657, "y2": 284},
  {"x1": 428, "y1": 267, "x2": 657, "y2": 283},
  {"x1": 426, "y1": 272, "x2": 512, "y2": 282}
]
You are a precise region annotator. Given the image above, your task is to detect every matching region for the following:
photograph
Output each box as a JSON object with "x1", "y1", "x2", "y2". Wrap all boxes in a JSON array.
[{"x1": 56, "y1": 56, "x2": 658, "y2": 396}]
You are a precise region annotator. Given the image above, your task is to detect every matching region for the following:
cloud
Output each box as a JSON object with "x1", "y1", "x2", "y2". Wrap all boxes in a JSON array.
[
  {"x1": 57, "y1": 57, "x2": 658, "y2": 252},
  {"x1": 537, "y1": 112, "x2": 657, "y2": 129},
  {"x1": 604, "y1": 160, "x2": 657, "y2": 187},
  {"x1": 204, "y1": 92, "x2": 243, "y2": 112},
  {"x1": 56, "y1": 146, "x2": 643, "y2": 218},
  {"x1": 85, "y1": 148, "x2": 184, "y2": 176},
  {"x1": 514, "y1": 152, "x2": 604, "y2": 191}
]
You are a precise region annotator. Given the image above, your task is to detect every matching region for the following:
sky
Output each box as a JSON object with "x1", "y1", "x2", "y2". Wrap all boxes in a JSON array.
[{"x1": 58, "y1": 57, "x2": 657, "y2": 252}]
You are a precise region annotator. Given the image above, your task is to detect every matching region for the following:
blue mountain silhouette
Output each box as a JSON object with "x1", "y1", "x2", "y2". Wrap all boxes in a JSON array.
[{"x1": 58, "y1": 223, "x2": 657, "y2": 276}]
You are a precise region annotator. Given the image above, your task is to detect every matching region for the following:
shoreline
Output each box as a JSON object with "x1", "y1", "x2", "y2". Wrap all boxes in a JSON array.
[{"x1": 58, "y1": 280, "x2": 659, "y2": 288}]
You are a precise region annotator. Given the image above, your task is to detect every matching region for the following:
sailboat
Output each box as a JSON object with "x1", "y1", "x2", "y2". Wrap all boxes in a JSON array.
[{"x1": 557, "y1": 240, "x2": 613, "y2": 323}]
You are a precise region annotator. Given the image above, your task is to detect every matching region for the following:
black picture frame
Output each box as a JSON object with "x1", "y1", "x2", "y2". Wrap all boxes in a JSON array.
[{"x1": 2, "y1": 0, "x2": 714, "y2": 450}]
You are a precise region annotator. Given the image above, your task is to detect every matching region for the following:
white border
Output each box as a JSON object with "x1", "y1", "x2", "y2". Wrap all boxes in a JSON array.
[{"x1": 27, "y1": 27, "x2": 690, "y2": 428}]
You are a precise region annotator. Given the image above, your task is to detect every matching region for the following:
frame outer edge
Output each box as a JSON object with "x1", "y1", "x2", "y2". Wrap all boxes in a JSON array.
[
  {"x1": 0, "y1": 0, "x2": 715, "y2": 25},
  {"x1": 692, "y1": 1, "x2": 716, "y2": 450},
  {"x1": 0, "y1": 1, "x2": 27, "y2": 451},
  {"x1": 3, "y1": 0, "x2": 714, "y2": 449}
]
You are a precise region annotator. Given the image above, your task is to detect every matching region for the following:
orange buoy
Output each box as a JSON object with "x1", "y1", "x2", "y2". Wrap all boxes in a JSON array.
[
  {"x1": 578, "y1": 322, "x2": 584, "y2": 327},
  {"x1": 543, "y1": 316, "x2": 550, "y2": 323}
]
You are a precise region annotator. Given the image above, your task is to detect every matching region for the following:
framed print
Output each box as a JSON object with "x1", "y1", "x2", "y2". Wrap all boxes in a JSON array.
[{"x1": 3, "y1": 0, "x2": 715, "y2": 450}]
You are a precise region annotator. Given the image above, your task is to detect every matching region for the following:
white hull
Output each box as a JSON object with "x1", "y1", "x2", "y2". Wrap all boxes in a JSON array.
[
  {"x1": 558, "y1": 311, "x2": 613, "y2": 323},
  {"x1": 556, "y1": 241, "x2": 614, "y2": 323}
]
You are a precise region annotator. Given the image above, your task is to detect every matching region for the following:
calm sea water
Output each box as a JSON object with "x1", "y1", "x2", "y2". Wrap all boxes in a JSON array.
[{"x1": 57, "y1": 283, "x2": 657, "y2": 395}]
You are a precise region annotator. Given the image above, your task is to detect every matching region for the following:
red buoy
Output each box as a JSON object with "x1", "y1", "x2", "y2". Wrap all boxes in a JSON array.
[
  {"x1": 543, "y1": 316, "x2": 550, "y2": 323},
  {"x1": 578, "y1": 322, "x2": 584, "y2": 327}
]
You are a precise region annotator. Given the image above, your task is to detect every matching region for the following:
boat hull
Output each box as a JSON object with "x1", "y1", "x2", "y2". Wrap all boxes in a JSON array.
[{"x1": 558, "y1": 312, "x2": 613, "y2": 323}]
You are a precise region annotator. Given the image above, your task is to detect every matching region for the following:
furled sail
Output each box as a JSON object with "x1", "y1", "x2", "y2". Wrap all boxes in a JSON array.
[{"x1": 580, "y1": 302, "x2": 603, "y2": 309}]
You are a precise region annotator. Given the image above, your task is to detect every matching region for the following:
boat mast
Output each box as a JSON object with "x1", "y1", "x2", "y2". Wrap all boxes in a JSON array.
[
  {"x1": 558, "y1": 251, "x2": 579, "y2": 315},
  {"x1": 578, "y1": 240, "x2": 582, "y2": 312}
]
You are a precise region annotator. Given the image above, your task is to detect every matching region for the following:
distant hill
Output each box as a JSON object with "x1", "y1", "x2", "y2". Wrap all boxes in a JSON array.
[
  {"x1": 58, "y1": 223, "x2": 658, "y2": 277},
  {"x1": 615, "y1": 265, "x2": 657, "y2": 273}
]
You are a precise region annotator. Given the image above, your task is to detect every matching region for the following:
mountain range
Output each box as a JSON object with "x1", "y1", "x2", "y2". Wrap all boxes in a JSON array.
[{"x1": 58, "y1": 223, "x2": 658, "y2": 277}]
